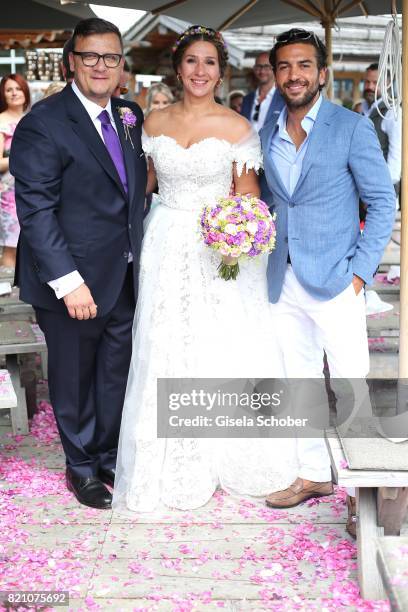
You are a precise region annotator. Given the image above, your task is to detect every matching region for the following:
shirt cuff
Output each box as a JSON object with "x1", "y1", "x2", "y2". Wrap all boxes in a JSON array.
[{"x1": 48, "y1": 271, "x2": 85, "y2": 299}]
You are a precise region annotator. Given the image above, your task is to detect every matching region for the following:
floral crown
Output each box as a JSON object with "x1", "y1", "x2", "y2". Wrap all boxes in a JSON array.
[{"x1": 172, "y1": 25, "x2": 228, "y2": 55}]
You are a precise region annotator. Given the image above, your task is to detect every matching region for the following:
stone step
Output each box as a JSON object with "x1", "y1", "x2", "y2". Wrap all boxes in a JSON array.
[
  {"x1": 369, "y1": 337, "x2": 399, "y2": 353},
  {"x1": 366, "y1": 296, "x2": 399, "y2": 337},
  {"x1": 366, "y1": 282, "x2": 400, "y2": 296},
  {"x1": 379, "y1": 252, "x2": 400, "y2": 267},
  {"x1": 369, "y1": 352, "x2": 399, "y2": 378}
]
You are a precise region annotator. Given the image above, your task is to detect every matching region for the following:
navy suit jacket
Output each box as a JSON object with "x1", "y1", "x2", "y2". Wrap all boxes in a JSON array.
[
  {"x1": 10, "y1": 84, "x2": 147, "y2": 316},
  {"x1": 240, "y1": 88, "x2": 285, "y2": 126},
  {"x1": 241, "y1": 88, "x2": 285, "y2": 204}
]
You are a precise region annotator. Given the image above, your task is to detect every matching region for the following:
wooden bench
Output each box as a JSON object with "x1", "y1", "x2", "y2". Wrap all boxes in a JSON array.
[
  {"x1": 0, "y1": 368, "x2": 20, "y2": 433},
  {"x1": 377, "y1": 536, "x2": 408, "y2": 611},
  {"x1": 0, "y1": 321, "x2": 47, "y2": 435},
  {"x1": 0, "y1": 286, "x2": 35, "y2": 322},
  {"x1": 326, "y1": 429, "x2": 408, "y2": 601}
]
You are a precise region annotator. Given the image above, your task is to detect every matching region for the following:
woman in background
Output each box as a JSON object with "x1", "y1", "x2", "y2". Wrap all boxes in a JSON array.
[
  {"x1": 0, "y1": 74, "x2": 30, "y2": 270},
  {"x1": 145, "y1": 82, "x2": 174, "y2": 116},
  {"x1": 144, "y1": 83, "x2": 175, "y2": 214}
]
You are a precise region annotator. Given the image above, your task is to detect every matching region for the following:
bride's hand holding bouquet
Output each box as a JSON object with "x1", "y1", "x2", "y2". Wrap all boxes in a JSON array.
[{"x1": 199, "y1": 194, "x2": 276, "y2": 280}]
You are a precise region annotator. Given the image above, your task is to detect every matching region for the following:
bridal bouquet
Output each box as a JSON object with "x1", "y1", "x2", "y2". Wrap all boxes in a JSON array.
[{"x1": 199, "y1": 194, "x2": 276, "y2": 280}]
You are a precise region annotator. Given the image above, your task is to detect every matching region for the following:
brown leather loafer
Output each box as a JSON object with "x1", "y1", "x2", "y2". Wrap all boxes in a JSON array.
[
  {"x1": 265, "y1": 477, "x2": 333, "y2": 509},
  {"x1": 345, "y1": 495, "x2": 357, "y2": 539}
]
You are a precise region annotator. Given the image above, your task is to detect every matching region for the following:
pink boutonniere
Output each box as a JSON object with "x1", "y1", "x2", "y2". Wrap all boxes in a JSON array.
[{"x1": 118, "y1": 106, "x2": 137, "y2": 149}]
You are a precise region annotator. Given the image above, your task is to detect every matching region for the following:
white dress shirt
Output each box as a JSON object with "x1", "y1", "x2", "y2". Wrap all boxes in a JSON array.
[
  {"x1": 48, "y1": 81, "x2": 118, "y2": 300},
  {"x1": 251, "y1": 86, "x2": 276, "y2": 132},
  {"x1": 270, "y1": 95, "x2": 322, "y2": 196},
  {"x1": 361, "y1": 98, "x2": 402, "y2": 185}
]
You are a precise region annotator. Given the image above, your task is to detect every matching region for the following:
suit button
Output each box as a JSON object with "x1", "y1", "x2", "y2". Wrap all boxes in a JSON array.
[
  {"x1": 128, "y1": 223, "x2": 132, "y2": 229},
  {"x1": 123, "y1": 251, "x2": 128, "y2": 259},
  {"x1": 288, "y1": 201, "x2": 295, "y2": 208},
  {"x1": 284, "y1": 237, "x2": 288, "y2": 243}
]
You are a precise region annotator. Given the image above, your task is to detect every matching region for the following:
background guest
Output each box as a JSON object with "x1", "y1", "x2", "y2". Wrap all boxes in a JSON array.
[
  {"x1": 42, "y1": 82, "x2": 65, "y2": 99},
  {"x1": 145, "y1": 82, "x2": 174, "y2": 115},
  {"x1": 240, "y1": 51, "x2": 284, "y2": 131},
  {"x1": 228, "y1": 90, "x2": 244, "y2": 113},
  {"x1": 113, "y1": 60, "x2": 131, "y2": 99},
  {"x1": 361, "y1": 63, "x2": 401, "y2": 195},
  {"x1": 144, "y1": 82, "x2": 174, "y2": 215},
  {"x1": 0, "y1": 74, "x2": 30, "y2": 270}
]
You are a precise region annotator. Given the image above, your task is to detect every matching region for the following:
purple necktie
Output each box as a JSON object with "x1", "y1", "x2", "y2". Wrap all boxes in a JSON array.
[{"x1": 98, "y1": 110, "x2": 128, "y2": 193}]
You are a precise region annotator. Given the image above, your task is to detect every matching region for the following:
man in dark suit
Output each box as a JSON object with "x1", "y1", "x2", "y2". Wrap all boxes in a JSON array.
[
  {"x1": 240, "y1": 51, "x2": 285, "y2": 131},
  {"x1": 10, "y1": 18, "x2": 147, "y2": 509}
]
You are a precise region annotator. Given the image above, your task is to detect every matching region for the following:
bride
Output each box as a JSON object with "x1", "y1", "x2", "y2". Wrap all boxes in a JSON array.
[{"x1": 112, "y1": 25, "x2": 298, "y2": 513}]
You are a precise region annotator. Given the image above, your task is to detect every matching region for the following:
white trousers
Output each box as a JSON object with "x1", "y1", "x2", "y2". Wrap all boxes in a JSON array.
[{"x1": 271, "y1": 266, "x2": 369, "y2": 482}]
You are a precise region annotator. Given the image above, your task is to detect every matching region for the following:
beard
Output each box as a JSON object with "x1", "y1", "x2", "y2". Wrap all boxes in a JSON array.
[
  {"x1": 281, "y1": 79, "x2": 321, "y2": 110},
  {"x1": 363, "y1": 88, "x2": 375, "y2": 105}
]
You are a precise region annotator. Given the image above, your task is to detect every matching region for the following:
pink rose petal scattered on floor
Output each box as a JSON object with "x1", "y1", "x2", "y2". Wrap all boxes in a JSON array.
[{"x1": 0, "y1": 397, "x2": 392, "y2": 610}]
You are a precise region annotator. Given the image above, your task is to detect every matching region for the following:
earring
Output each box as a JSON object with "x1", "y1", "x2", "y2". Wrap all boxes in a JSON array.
[
  {"x1": 177, "y1": 74, "x2": 182, "y2": 82},
  {"x1": 217, "y1": 78, "x2": 223, "y2": 87}
]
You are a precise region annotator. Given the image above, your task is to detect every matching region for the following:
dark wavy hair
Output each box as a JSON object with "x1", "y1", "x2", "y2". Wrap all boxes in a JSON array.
[
  {"x1": 172, "y1": 25, "x2": 229, "y2": 79},
  {"x1": 72, "y1": 17, "x2": 123, "y2": 51},
  {"x1": 269, "y1": 28, "x2": 327, "y2": 72},
  {"x1": 0, "y1": 74, "x2": 31, "y2": 113}
]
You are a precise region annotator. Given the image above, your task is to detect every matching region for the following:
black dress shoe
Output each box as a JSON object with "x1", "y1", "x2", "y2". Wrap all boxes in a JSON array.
[
  {"x1": 99, "y1": 467, "x2": 116, "y2": 488},
  {"x1": 66, "y1": 470, "x2": 112, "y2": 509}
]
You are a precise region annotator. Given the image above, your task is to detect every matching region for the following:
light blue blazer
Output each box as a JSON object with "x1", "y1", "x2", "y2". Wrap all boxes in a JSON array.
[{"x1": 260, "y1": 98, "x2": 396, "y2": 303}]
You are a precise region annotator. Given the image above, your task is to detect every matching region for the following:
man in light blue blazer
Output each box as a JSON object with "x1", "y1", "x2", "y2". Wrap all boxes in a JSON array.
[{"x1": 261, "y1": 29, "x2": 395, "y2": 519}]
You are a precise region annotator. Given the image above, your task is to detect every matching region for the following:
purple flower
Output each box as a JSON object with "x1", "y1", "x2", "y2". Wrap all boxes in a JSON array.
[
  {"x1": 118, "y1": 107, "x2": 137, "y2": 148},
  {"x1": 123, "y1": 111, "x2": 136, "y2": 127}
]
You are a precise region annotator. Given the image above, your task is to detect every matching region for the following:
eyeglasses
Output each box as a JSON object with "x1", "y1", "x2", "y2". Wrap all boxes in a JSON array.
[
  {"x1": 276, "y1": 28, "x2": 319, "y2": 46},
  {"x1": 252, "y1": 101, "x2": 261, "y2": 122},
  {"x1": 254, "y1": 63, "x2": 272, "y2": 71},
  {"x1": 72, "y1": 51, "x2": 122, "y2": 68}
]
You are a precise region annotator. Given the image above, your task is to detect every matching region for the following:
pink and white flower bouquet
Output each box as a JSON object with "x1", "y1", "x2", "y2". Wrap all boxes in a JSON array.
[{"x1": 199, "y1": 194, "x2": 276, "y2": 280}]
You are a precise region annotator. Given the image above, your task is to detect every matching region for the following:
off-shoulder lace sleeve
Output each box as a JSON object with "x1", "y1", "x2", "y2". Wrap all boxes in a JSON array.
[{"x1": 232, "y1": 128, "x2": 263, "y2": 177}]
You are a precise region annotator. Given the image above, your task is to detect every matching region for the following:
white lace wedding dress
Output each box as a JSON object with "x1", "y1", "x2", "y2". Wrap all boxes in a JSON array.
[{"x1": 112, "y1": 129, "x2": 299, "y2": 513}]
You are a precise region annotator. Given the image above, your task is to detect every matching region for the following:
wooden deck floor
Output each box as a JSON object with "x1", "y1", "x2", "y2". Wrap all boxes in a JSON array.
[{"x1": 0, "y1": 405, "x2": 394, "y2": 611}]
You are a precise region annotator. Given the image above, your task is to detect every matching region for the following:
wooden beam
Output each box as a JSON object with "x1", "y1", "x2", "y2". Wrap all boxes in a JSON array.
[
  {"x1": 399, "y1": 0, "x2": 408, "y2": 378},
  {"x1": 322, "y1": 5, "x2": 334, "y2": 99},
  {"x1": 332, "y1": 0, "x2": 346, "y2": 15},
  {"x1": 357, "y1": 488, "x2": 386, "y2": 600},
  {"x1": 335, "y1": 0, "x2": 367, "y2": 16},
  {"x1": 359, "y1": 1, "x2": 369, "y2": 17},
  {"x1": 280, "y1": 0, "x2": 323, "y2": 19},
  {"x1": 151, "y1": 0, "x2": 189, "y2": 15},
  {"x1": 218, "y1": 0, "x2": 259, "y2": 30},
  {"x1": 377, "y1": 488, "x2": 408, "y2": 535},
  {"x1": 290, "y1": 0, "x2": 323, "y2": 14}
]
